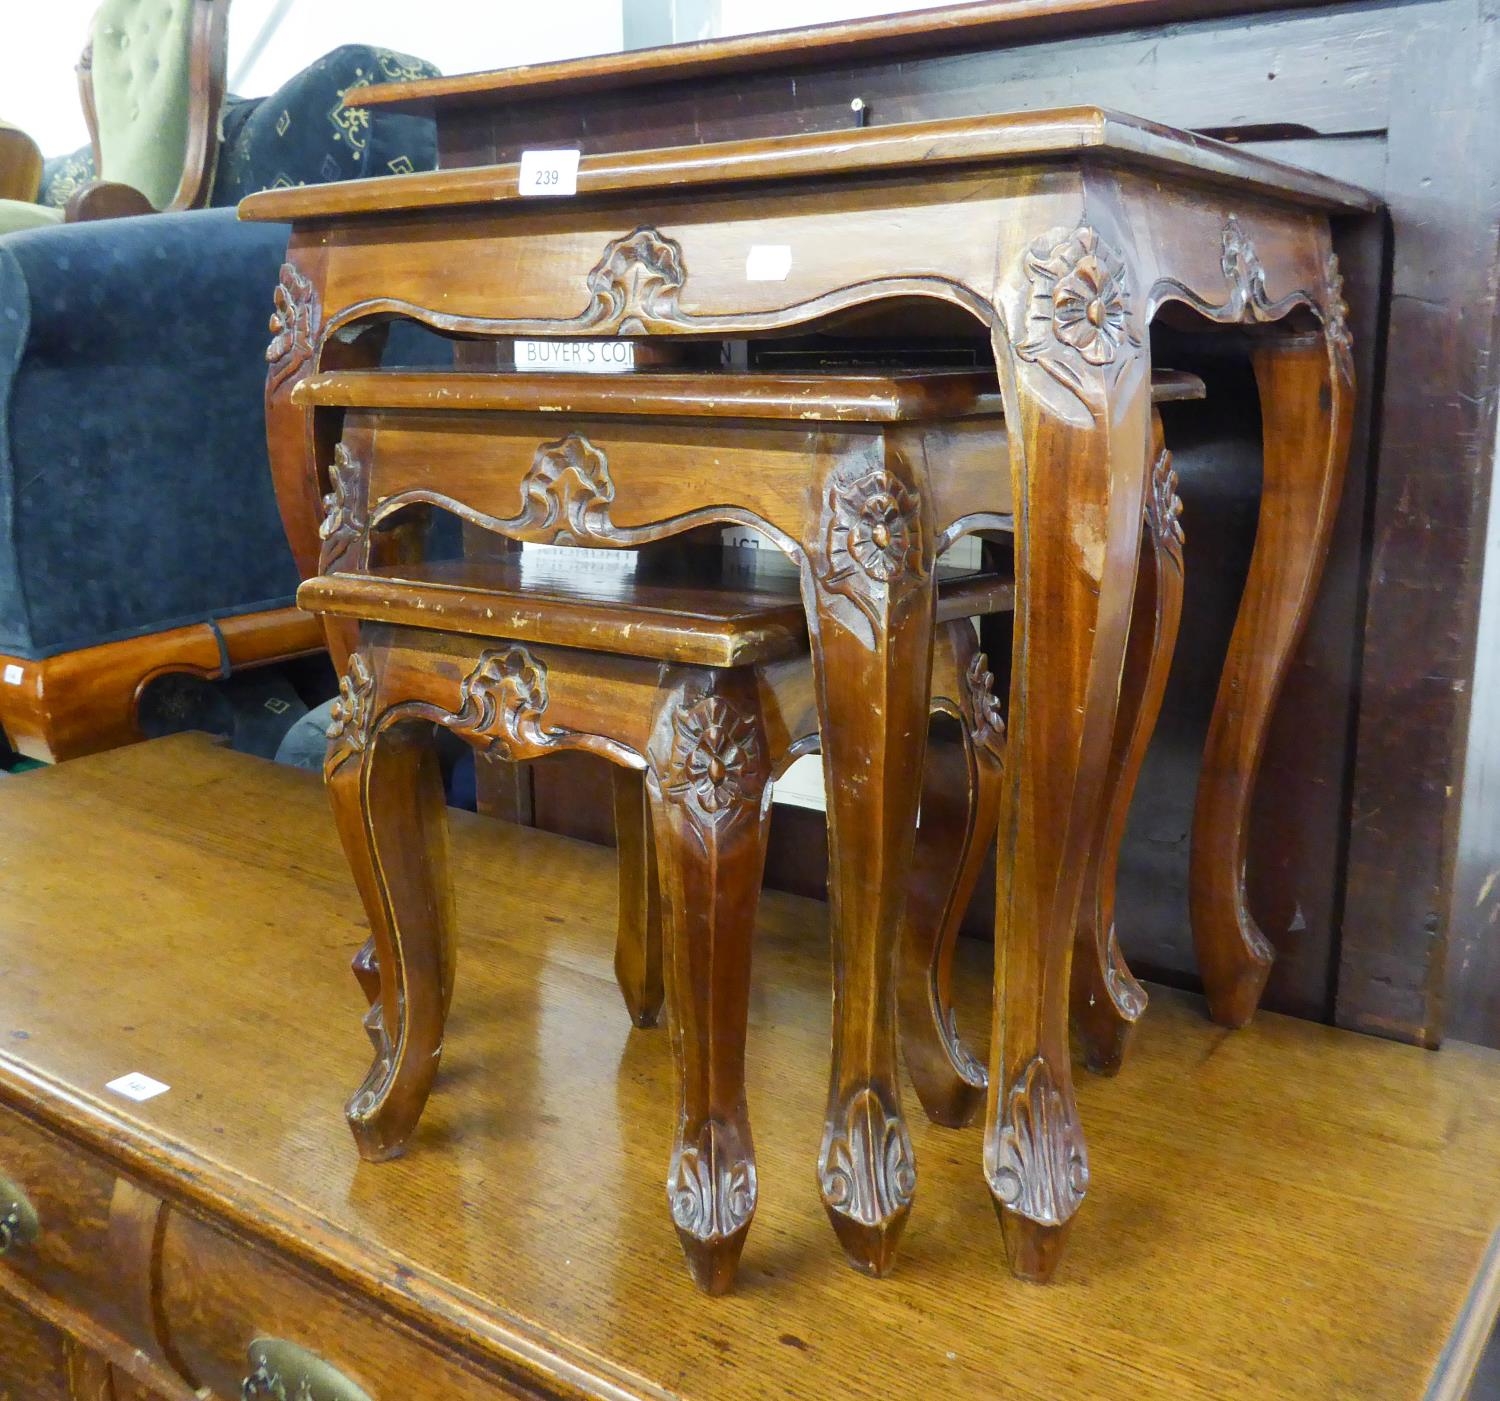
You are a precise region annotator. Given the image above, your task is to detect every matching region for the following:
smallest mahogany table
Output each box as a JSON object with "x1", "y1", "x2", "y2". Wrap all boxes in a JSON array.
[{"x1": 0, "y1": 739, "x2": 1495, "y2": 1400}]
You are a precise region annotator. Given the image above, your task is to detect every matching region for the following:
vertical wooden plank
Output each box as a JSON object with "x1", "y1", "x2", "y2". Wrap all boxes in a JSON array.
[{"x1": 1336, "y1": 0, "x2": 1500, "y2": 1045}]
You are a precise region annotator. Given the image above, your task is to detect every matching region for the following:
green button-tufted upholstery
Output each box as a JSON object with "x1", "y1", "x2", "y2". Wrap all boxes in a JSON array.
[
  {"x1": 0, "y1": 201, "x2": 62, "y2": 234},
  {"x1": 89, "y1": 0, "x2": 197, "y2": 210}
]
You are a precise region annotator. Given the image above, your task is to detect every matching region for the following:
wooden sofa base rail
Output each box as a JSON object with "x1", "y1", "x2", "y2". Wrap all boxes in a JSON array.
[{"x1": 0, "y1": 608, "x2": 325, "y2": 763}]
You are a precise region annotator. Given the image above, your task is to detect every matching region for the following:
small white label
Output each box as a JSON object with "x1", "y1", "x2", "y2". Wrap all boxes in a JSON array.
[
  {"x1": 2, "y1": 664, "x2": 21, "y2": 685},
  {"x1": 514, "y1": 339, "x2": 635, "y2": 374},
  {"x1": 518, "y1": 149, "x2": 580, "y2": 197},
  {"x1": 745, "y1": 244, "x2": 793, "y2": 281},
  {"x1": 106, "y1": 1072, "x2": 170, "y2": 1103}
]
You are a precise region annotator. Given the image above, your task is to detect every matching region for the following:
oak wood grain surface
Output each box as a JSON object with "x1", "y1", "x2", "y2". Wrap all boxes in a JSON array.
[{"x1": 0, "y1": 736, "x2": 1495, "y2": 1398}]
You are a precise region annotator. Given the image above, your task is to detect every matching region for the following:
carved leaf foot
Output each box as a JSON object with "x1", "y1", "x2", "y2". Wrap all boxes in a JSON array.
[
  {"x1": 984, "y1": 1056, "x2": 1088, "y2": 1282},
  {"x1": 669, "y1": 1117, "x2": 757, "y2": 1295},
  {"x1": 344, "y1": 1009, "x2": 439, "y2": 1164},
  {"x1": 818, "y1": 1084, "x2": 916, "y2": 1276},
  {"x1": 1073, "y1": 926, "x2": 1149, "y2": 1077}
]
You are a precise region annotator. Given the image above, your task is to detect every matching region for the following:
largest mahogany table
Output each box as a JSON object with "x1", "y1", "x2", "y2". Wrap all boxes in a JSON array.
[
  {"x1": 241, "y1": 106, "x2": 1375, "y2": 1281},
  {"x1": 0, "y1": 737, "x2": 1495, "y2": 1400}
]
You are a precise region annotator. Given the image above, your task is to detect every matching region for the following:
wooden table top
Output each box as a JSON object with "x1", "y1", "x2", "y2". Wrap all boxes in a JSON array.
[
  {"x1": 238, "y1": 107, "x2": 1378, "y2": 224},
  {"x1": 350, "y1": 1, "x2": 1333, "y2": 109},
  {"x1": 0, "y1": 735, "x2": 1494, "y2": 1400}
]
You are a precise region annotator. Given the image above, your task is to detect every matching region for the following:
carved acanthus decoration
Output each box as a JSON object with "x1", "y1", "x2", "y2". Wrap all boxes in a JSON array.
[
  {"x1": 1159, "y1": 216, "x2": 1308, "y2": 327},
  {"x1": 266, "y1": 262, "x2": 319, "y2": 392},
  {"x1": 962, "y1": 650, "x2": 1006, "y2": 756},
  {"x1": 442, "y1": 646, "x2": 561, "y2": 759},
  {"x1": 324, "y1": 652, "x2": 375, "y2": 776},
  {"x1": 816, "y1": 461, "x2": 928, "y2": 644},
  {"x1": 819, "y1": 1086, "x2": 916, "y2": 1225},
  {"x1": 669, "y1": 1125, "x2": 757, "y2": 1242},
  {"x1": 938, "y1": 1006, "x2": 987, "y2": 1090},
  {"x1": 988, "y1": 1056, "x2": 1089, "y2": 1225},
  {"x1": 512, "y1": 434, "x2": 616, "y2": 545},
  {"x1": 318, "y1": 443, "x2": 367, "y2": 573},
  {"x1": 1103, "y1": 927, "x2": 1149, "y2": 1020},
  {"x1": 1323, "y1": 250, "x2": 1355, "y2": 382},
  {"x1": 580, "y1": 226, "x2": 687, "y2": 334},
  {"x1": 658, "y1": 694, "x2": 762, "y2": 823},
  {"x1": 346, "y1": 1000, "x2": 393, "y2": 1121},
  {"x1": 1146, "y1": 445, "x2": 1186, "y2": 565},
  {"x1": 1015, "y1": 225, "x2": 1141, "y2": 397}
]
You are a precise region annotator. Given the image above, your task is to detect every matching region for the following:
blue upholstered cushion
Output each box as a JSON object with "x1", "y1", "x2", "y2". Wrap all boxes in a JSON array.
[{"x1": 0, "y1": 207, "x2": 300, "y2": 659}]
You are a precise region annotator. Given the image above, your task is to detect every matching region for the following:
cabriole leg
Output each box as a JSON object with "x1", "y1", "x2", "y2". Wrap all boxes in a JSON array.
[
  {"x1": 324, "y1": 651, "x2": 456, "y2": 1162},
  {"x1": 900, "y1": 618, "x2": 1003, "y2": 1128},
  {"x1": 646, "y1": 669, "x2": 772, "y2": 1294},
  {"x1": 1190, "y1": 332, "x2": 1353, "y2": 1027},
  {"x1": 1071, "y1": 409, "x2": 1185, "y2": 1074}
]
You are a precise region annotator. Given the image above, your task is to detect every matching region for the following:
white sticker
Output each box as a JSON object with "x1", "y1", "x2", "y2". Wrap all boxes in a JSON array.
[
  {"x1": 2, "y1": 664, "x2": 21, "y2": 685},
  {"x1": 518, "y1": 149, "x2": 580, "y2": 197},
  {"x1": 106, "y1": 1072, "x2": 170, "y2": 1103},
  {"x1": 514, "y1": 340, "x2": 635, "y2": 374},
  {"x1": 745, "y1": 244, "x2": 793, "y2": 281}
]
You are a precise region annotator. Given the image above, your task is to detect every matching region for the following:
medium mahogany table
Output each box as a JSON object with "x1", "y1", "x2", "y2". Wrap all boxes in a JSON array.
[{"x1": 241, "y1": 106, "x2": 1374, "y2": 1282}]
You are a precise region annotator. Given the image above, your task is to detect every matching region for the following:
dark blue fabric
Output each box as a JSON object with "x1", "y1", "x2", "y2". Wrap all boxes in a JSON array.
[
  {"x1": 0, "y1": 208, "x2": 300, "y2": 659},
  {"x1": 210, "y1": 45, "x2": 439, "y2": 208}
]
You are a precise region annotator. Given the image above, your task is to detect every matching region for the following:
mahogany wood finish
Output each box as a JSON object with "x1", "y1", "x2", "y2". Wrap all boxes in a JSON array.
[
  {"x1": 344, "y1": 0, "x2": 1500, "y2": 1054},
  {"x1": 243, "y1": 106, "x2": 1367, "y2": 1279},
  {"x1": 1192, "y1": 334, "x2": 1354, "y2": 1026},
  {"x1": 302, "y1": 550, "x2": 1018, "y2": 1292},
  {"x1": 0, "y1": 608, "x2": 324, "y2": 763},
  {"x1": 0, "y1": 738, "x2": 1498, "y2": 1397},
  {"x1": 1070, "y1": 410, "x2": 1184, "y2": 1073}
]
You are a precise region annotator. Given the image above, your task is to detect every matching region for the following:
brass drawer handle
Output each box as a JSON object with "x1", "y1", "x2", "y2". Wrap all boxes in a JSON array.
[
  {"x1": 0, "y1": 1174, "x2": 38, "y2": 1255},
  {"x1": 242, "y1": 1339, "x2": 373, "y2": 1401}
]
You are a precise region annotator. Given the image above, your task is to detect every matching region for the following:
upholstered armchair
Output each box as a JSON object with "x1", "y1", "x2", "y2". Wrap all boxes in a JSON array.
[
  {"x1": 0, "y1": 29, "x2": 444, "y2": 763},
  {"x1": 0, "y1": 0, "x2": 226, "y2": 235}
]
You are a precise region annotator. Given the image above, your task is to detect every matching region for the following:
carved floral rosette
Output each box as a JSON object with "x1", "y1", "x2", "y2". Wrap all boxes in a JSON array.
[
  {"x1": 318, "y1": 442, "x2": 368, "y2": 573},
  {"x1": 669, "y1": 1122, "x2": 757, "y2": 1243},
  {"x1": 324, "y1": 651, "x2": 375, "y2": 776},
  {"x1": 266, "y1": 261, "x2": 319, "y2": 392},
  {"x1": 1015, "y1": 224, "x2": 1142, "y2": 399},
  {"x1": 1146, "y1": 446, "x2": 1186, "y2": 563},
  {"x1": 819, "y1": 1085, "x2": 916, "y2": 1226},
  {"x1": 656, "y1": 692, "x2": 764, "y2": 830},
  {"x1": 987, "y1": 1055, "x2": 1089, "y2": 1226},
  {"x1": 580, "y1": 226, "x2": 687, "y2": 335},
  {"x1": 814, "y1": 458, "x2": 929, "y2": 646}
]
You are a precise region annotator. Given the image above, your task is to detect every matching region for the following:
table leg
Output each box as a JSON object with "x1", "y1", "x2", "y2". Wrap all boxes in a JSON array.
[
  {"x1": 325, "y1": 654, "x2": 456, "y2": 1163},
  {"x1": 1190, "y1": 334, "x2": 1354, "y2": 1027},
  {"x1": 900, "y1": 619, "x2": 1002, "y2": 1129},
  {"x1": 1071, "y1": 409, "x2": 1185, "y2": 1074},
  {"x1": 804, "y1": 449, "x2": 935, "y2": 1276},
  {"x1": 645, "y1": 669, "x2": 772, "y2": 1294},
  {"x1": 613, "y1": 765, "x2": 664, "y2": 1029},
  {"x1": 985, "y1": 307, "x2": 1151, "y2": 1282}
]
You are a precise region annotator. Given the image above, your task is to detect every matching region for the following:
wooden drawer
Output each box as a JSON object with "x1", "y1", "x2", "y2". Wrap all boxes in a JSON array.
[
  {"x1": 157, "y1": 1211, "x2": 516, "y2": 1400},
  {"x1": 0, "y1": 1114, "x2": 118, "y2": 1318},
  {"x1": 0, "y1": 1286, "x2": 71, "y2": 1401}
]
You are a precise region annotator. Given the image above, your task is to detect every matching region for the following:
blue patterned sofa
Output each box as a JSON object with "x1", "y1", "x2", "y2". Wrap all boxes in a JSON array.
[{"x1": 0, "y1": 45, "x2": 441, "y2": 763}]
